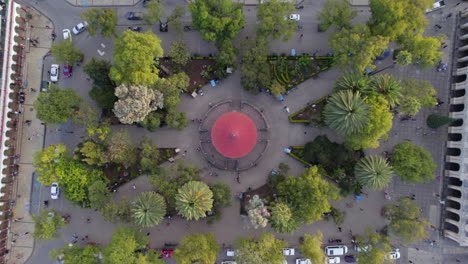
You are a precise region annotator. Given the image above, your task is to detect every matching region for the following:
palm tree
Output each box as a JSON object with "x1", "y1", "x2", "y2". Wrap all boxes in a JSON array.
[
  {"x1": 323, "y1": 90, "x2": 370, "y2": 136},
  {"x1": 176, "y1": 181, "x2": 213, "y2": 220},
  {"x1": 369, "y1": 74, "x2": 401, "y2": 108},
  {"x1": 334, "y1": 71, "x2": 370, "y2": 93},
  {"x1": 355, "y1": 155, "x2": 394, "y2": 189},
  {"x1": 131, "y1": 191, "x2": 166, "y2": 227}
]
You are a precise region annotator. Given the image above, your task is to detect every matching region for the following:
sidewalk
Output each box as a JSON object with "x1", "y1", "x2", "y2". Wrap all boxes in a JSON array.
[
  {"x1": 65, "y1": 0, "x2": 139, "y2": 6},
  {"x1": 7, "y1": 5, "x2": 53, "y2": 264}
]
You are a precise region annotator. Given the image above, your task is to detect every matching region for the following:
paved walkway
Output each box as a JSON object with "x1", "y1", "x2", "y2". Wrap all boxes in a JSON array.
[
  {"x1": 65, "y1": 0, "x2": 140, "y2": 6},
  {"x1": 7, "y1": 5, "x2": 53, "y2": 264}
]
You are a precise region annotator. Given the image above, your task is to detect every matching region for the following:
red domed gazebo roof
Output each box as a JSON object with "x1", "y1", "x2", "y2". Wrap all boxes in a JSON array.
[{"x1": 211, "y1": 112, "x2": 257, "y2": 158}]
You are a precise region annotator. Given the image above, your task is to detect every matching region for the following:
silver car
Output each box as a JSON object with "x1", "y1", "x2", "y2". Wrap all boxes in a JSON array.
[
  {"x1": 51, "y1": 183, "x2": 59, "y2": 199},
  {"x1": 50, "y1": 64, "x2": 59, "y2": 82},
  {"x1": 72, "y1": 21, "x2": 88, "y2": 35}
]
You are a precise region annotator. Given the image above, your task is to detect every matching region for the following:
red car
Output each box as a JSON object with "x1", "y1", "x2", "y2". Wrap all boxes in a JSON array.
[
  {"x1": 63, "y1": 63, "x2": 72, "y2": 78},
  {"x1": 160, "y1": 249, "x2": 173, "y2": 258}
]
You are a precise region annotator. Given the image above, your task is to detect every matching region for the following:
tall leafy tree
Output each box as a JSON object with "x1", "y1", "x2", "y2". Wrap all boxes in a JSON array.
[
  {"x1": 211, "y1": 182, "x2": 232, "y2": 208},
  {"x1": 139, "y1": 136, "x2": 160, "y2": 173},
  {"x1": 277, "y1": 166, "x2": 340, "y2": 224},
  {"x1": 80, "y1": 8, "x2": 118, "y2": 38},
  {"x1": 400, "y1": 33, "x2": 444, "y2": 68},
  {"x1": 83, "y1": 58, "x2": 117, "y2": 111},
  {"x1": 168, "y1": 5, "x2": 186, "y2": 35},
  {"x1": 257, "y1": 0, "x2": 296, "y2": 41},
  {"x1": 49, "y1": 244, "x2": 100, "y2": 264},
  {"x1": 215, "y1": 40, "x2": 238, "y2": 70},
  {"x1": 105, "y1": 130, "x2": 138, "y2": 168},
  {"x1": 390, "y1": 141, "x2": 436, "y2": 183},
  {"x1": 334, "y1": 71, "x2": 370, "y2": 93},
  {"x1": 51, "y1": 40, "x2": 84, "y2": 64},
  {"x1": 323, "y1": 90, "x2": 370, "y2": 136},
  {"x1": 110, "y1": 30, "x2": 163, "y2": 86},
  {"x1": 132, "y1": 192, "x2": 166, "y2": 228},
  {"x1": 32, "y1": 209, "x2": 66, "y2": 240},
  {"x1": 240, "y1": 38, "x2": 271, "y2": 94},
  {"x1": 34, "y1": 84, "x2": 82, "y2": 124},
  {"x1": 355, "y1": 226, "x2": 392, "y2": 264},
  {"x1": 189, "y1": 0, "x2": 245, "y2": 44},
  {"x1": 166, "y1": 111, "x2": 188, "y2": 130},
  {"x1": 369, "y1": 74, "x2": 400, "y2": 108},
  {"x1": 354, "y1": 155, "x2": 393, "y2": 190},
  {"x1": 330, "y1": 24, "x2": 389, "y2": 72},
  {"x1": 154, "y1": 72, "x2": 190, "y2": 112},
  {"x1": 176, "y1": 181, "x2": 214, "y2": 220},
  {"x1": 234, "y1": 232, "x2": 288, "y2": 264},
  {"x1": 299, "y1": 232, "x2": 326, "y2": 264},
  {"x1": 173, "y1": 233, "x2": 220, "y2": 264},
  {"x1": 168, "y1": 40, "x2": 191, "y2": 66},
  {"x1": 102, "y1": 227, "x2": 150, "y2": 264},
  {"x1": 77, "y1": 141, "x2": 108, "y2": 166},
  {"x1": 399, "y1": 79, "x2": 437, "y2": 116},
  {"x1": 345, "y1": 95, "x2": 393, "y2": 150},
  {"x1": 318, "y1": 0, "x2": 357, "y2": 31},
  {"x1": 33, "y1": 143, "x2": 67, "y2": 185},
  {"x1": 143, "y1": 0, "x2": 164, "y2": 25},
  {"x1": 269, "y1": 203, "x2": 298, "y2": 234},
  {"x1": 87, "y1": 180, "x2": 112, "y2": 210}
]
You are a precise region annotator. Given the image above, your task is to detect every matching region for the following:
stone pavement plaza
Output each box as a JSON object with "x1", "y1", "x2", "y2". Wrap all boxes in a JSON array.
[{"x1": 6, "y1": 1, "x2": 468, "y2": 264}]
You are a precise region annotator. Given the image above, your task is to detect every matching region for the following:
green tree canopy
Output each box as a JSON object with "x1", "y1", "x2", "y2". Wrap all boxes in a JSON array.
[
  {"x1": 299, "y1": 232, "x2": 326, "y2": 264},
  {"x1": 166, "y1": 111, "x2": 188, "y2": 130},
  {"x1": 51, "y1": 40, "x2": 84, "y2": 64},
  {"x1": 369, "y1": 74, "x2": 400, "y2": 108},
  {"x1": 323, "y1": 90, "x2": 370, "y2": 136},
  {"x1": 400, "y1": 33, "x2": 444, "y2": 68},
  {"x1": 334, "y1": 71, "x2": 370, "y2": 93},
  {"x1": 105, "y1": 130, "x2": 138, "y2": 168},
  {"x1": 139, "y1": 136, "x2": 160, "y2": 173},
  {"x1": 303, "y1": 135, "x2": 354, "y2": 172},
  {"x1": 355, "y1": 226, "x2": 392, "y2": 264},
  {"x1": 100, "y1": 199, "x2": 132, "y2": 224},
  {"x1": 240, "y1": 38, "x2": 271, "y2": 94},
  {"x1": 83, "y1": 58, "x2": 117, "y2": 111},
  {"x1": 234, "y1": 232, "x2": 288, "y2": 264},
  {"x1": 345, "y1": 95, "x2": 393, "y2": 150},
  {"x1": 269, "y1": 202, "x2": 298, "y2": 234},
  {"x1": 77, "y1": 141, "x2": 108, "y2": 166},
  {"x1": 211, "y1": 182, "x2": 232, "y2": 208},
  {"x1": 34, "y1": 143, "x2": 67, "y2": 185},
  {"x1": 330, "y1": 24, "x2": 389, "y2": 72},
  {"x1": 173, "y1": 233, "x2": 220, "y2": 264},
  {"x1": 215, "y1": 40, "x2": 238, "y2": 70},
  {"x1": 102, "y1": 227, "x2": 150, "y2": 264},
  {"x1": 257, "y1": 0, "x2": 296, "y2": 41},
  {"x1": 143, "y1": 0, "x2": 164, "y2": 25},
  {"x1": 427, "y1": 114, "x2": 456, "y2": 129},
  {"x1": 384, "y1": 197, "x2": 429, "y2": 244},
  {"x1": 277, "y1": 166, "x2": 340, "y2": 224},
  {"x1": 87, "y1": 180, "x2": 112, "y2": 209},
  {"x1": 132, "y1": 191, "x2": 166, "y2": 228},
  {"x1": 79, "y1": 8, "x2": 118, "y2": 38},
  {"x1": 399, "y1": 79, "x2": 437, "y2": 116},
  {"x1": 154, "y1": 72, "x2": 190, "y2": 112},
  {"x1": 318, "y1": 0, "x2": 357, "y2": 31},
  {"x1": 110, "y1": 30, "x2": 163, "y2": 86},
  {"x1": 49, "y1": 244, "x2": 100, "y2": 264},
  {"x1": 189, "y1": 0, "x2": 245, "y2": 44},
  {"x1": 34, "y1": 84, "x2": 82, "y2": 124},
  {"x1": 176, "y1": 181, "x2": 214, "y2": 220},
  {"x1": 168, "y1": 40, "x2": 191, "y2": 66},
  {"x1": 33, "y1": 209, "x2": 66, "y2": 240},
  {"x1": 390, "y1": 141, "x2": 436, "y2": 183},
  {"x1": 354, "y1": 155, "x2": 393, "y2": 190}
]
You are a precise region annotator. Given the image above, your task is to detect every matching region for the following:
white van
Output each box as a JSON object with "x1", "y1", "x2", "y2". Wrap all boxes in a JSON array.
[{"x1": 325, "y1": 245, "x2": 348, "y2": 256}]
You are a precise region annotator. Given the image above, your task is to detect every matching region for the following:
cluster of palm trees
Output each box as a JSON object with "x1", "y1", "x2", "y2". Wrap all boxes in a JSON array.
[{"x1": 131, "y1": 181, "x2": 214, "y2": 227}]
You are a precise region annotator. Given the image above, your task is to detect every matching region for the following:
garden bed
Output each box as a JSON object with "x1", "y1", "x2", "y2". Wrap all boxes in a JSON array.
[
  {"x1": 158, "y1": 57, "x2": 219, "y2": 92},
  {"x1": 239, "y1": 184, "x2": 274, "y2": 216},
  {"x1": 289, "y1": 96, "x2": 328, "y2": 124},
  {"x1": 269, "y1": 55, "x2": 333, "y2": 90}
]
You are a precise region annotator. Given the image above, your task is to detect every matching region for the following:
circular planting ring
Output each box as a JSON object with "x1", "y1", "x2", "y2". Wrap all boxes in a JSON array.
[{"x1": 199, "y1": 100, "x2": 269, "y2": 171}]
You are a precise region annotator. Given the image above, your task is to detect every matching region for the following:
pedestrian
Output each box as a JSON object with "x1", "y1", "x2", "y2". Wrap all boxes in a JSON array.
[
  {"x1": 409, "y1": 261, "x2": 413, "y2": 264},
  {"x1": 456, "y1": 259, "x2": 461, "y2": 263},
  {"x1": 147, "y1": 232, "x2": 150, "y2": 236},
  {"x1": 435, "y1": 193, "x2": 440, "y2": 197},
  {"x1": 30, "y1": 88, "x2": 37, "y2": 92},
  {"x1": 300, "y1": 34, "x2": 303, "y2": 38},
  {"x1": 132, "y1": 184, "x2": 136, "y2": 190},
  {"x1": 359, "y1": 208, "x2": 364, "y2": 211},
  {"x1": 86, "y1": 77, "x2": 90, "y2": 81},
  {"x1": 415, "y1": 247, "x2": 419, "y2": 251},
  {"x1": 338, "y1": 227, "x2": 342, "y2": 232}
]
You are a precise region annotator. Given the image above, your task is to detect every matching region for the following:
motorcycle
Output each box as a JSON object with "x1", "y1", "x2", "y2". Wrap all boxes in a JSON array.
[
  {"x1": 128, "y1": 26, "x2": 142, "y2": 32},
  {"x1": 184, "y1": 26, "x2": 192, "y2": 32},
  {"x1": 296, "y1": 5, "x2": 304, "y2": 9}
]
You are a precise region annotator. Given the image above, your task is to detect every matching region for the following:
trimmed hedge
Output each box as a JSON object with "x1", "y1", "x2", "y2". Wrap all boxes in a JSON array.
[
  {"x1": 288, "y1": 96, "x2": 329, "y2": 123},
  {"x1": 427, "y1": 114, "x2": 456, "y2": 129},
  {"x1": 287, "y1": 146, "x2": 311, "y2": 166}
]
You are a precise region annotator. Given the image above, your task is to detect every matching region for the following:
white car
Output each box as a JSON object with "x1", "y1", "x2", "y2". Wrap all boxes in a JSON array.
[
  {"x1": 50, "y1": 64, "x2": 59, "y2": 82},
  {"x1": 289, "y1": 14, "x2": 300, "y2": 20},
  {"x1": 226, "y1": 249, "x2": 237, "y2": 257},
  {"x1": 325, "y1": 245, "x2": 348, "y2": 256},
  {"x1": 296, "y1": 258, "x2": 311, "y2": 264},
  {"x1": 62, "y1": 29, "x2": 72, "y2": 41},
  {"x1": 51, "y1": 183, "x2": 59, "y2": 199},
  {"x1": 72, "y1": 21, "x2": 88, "y2": 35},
  {"x1": 354, "y1": 245, "x2": 370, "y2": 252},
  {"x1": 221, "y1": 261, "x2": 237, "y2": 264},
  {"x1": 425, "y1": 1, "x2": 445, "y2": 13},
  {"x1": 283, "y1": 248, "x2": 295, "y2": 256},
  {"x1": 385, "y1": 250, "x2": 401, "y2": 260},
  {"x1": 326, "y1": 256, "x2": 340, "y2": 264}
]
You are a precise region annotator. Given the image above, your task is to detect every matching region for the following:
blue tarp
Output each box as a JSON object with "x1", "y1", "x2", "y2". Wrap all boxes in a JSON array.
[
  {"x1": 278, "y1": 94, "x2": 285, "y2": 101},
  {"x1": 291, "y1": 49, "x2": 296, "y2": 56},
  {"x1": 355, "y1": 195, "x2": 362, "y2": 202},
  {"x1": 210, "y1": 80, "x2": 216, "y2": 87},
  {"x1": 364, "y1": 68, "x2": 372, "y2": 74}
]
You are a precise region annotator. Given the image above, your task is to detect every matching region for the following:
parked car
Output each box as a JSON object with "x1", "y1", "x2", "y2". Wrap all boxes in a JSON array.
[
  {"x1": 354, "y1": 245, "x2": 370, "y2": 252},
  {"x1": 40, "y1": 80, "x2": 50, "y2": 92},
  {"x1": 221, "y1": 261, "x2": 237, "y2": 264},
  {"x1": 296, "y1": 258, "x2": 311, "y2": 264},
  {"x1": 72, "y1": 21, "x2": 88, "y2": 35},
  {"x1": 63, "y1": 63, "x2": 72, "y2": 78},
  {"x1": 142, "y1": 0, "x2": 152, "y2": 6},
  {"x1": 160, "y1": 22, "x2": 168, "y2": 32},
  {"x1": 289, "y1": 14, "x2": 300, "y2": 20},
  {"x1": 325, "y1": 245, "x2": 348, "y2": 256},
  {"x1": 425, "y1": 1, "x2": 445, "y2": 13},
  {"x1": 326, "y1": 256, "x2": 340, "y2": 264},
  {"x1": 283, "y1": 248, "x2": 295, "y2": 256},
  {"x1": 344, "y1": 255, "x2": 357, "y2": 263},
  {"x1": 160, "y1": 249, "x2": 173, "y2": 258},
  {"x1": 50, "y1": 64, "x2": 59, "y2": 82},
  {"x1": 62, "y1": 29, "x2": 72, "y2": 41},
  {"x1": 51, "y1": 183, "x2": 59, "y2": 199},
  {"x1": 226, "y1": 249, "x2": 237, "y2": 257},
  {"x1": 385, "y1": 250, "x2": 401, "y2": 260},
  {"x1": 126, "y1": 12, "x2": 143, "y2": 20}
]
